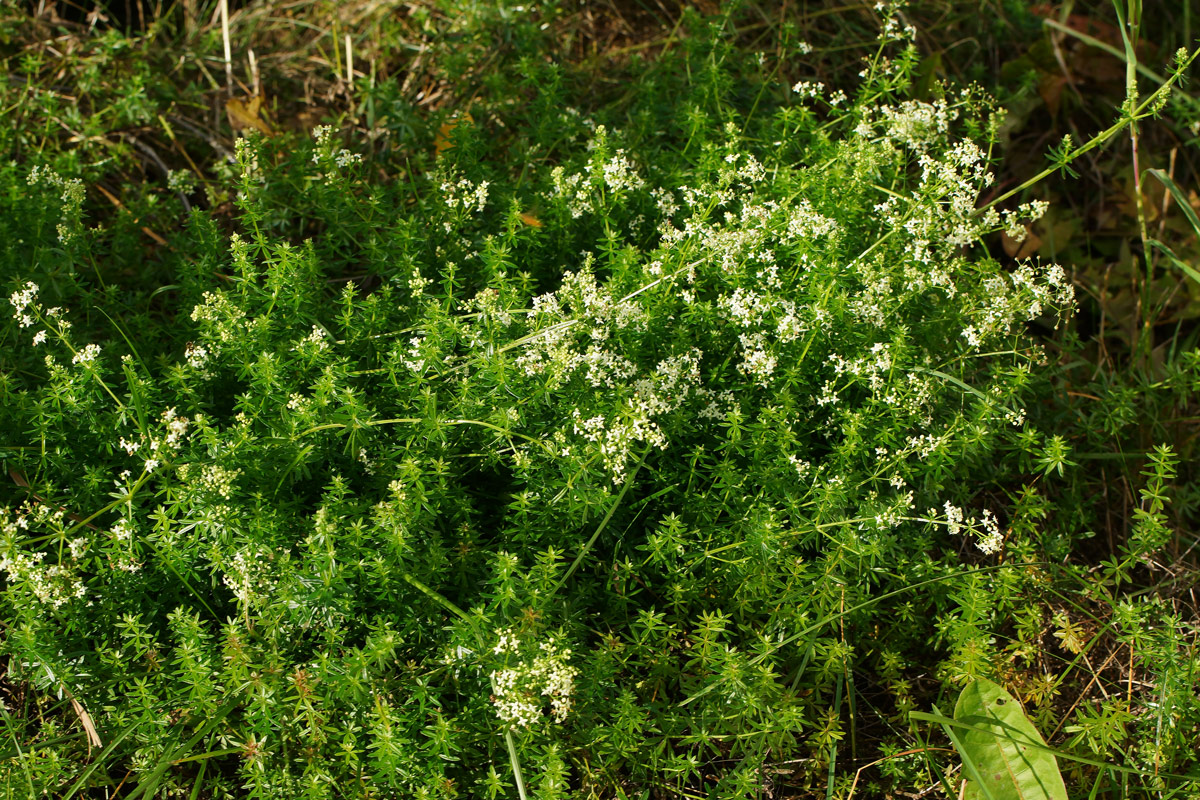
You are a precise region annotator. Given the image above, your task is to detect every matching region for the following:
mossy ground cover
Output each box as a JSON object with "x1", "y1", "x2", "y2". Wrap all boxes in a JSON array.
[{"x1": 0, "y1": 2, "x2": 1198, "y2": 798}]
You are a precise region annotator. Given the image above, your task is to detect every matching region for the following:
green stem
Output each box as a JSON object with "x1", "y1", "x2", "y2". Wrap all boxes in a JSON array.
[
  {"x1": 550, "y1": 450, "x2": 646, "y2": 599},
  {"x1": 401, "y1": 574, "x2": 528, "y2": 800},
  {"x1": 976, "y1": 46, "x2": 1199, "y2": 215},
  {"x1": 299, "y1": 417, "x2": 553, "y2": 454},
  {"x1": 679, "y1": 562, "x2": 1051, "y2": 708}
]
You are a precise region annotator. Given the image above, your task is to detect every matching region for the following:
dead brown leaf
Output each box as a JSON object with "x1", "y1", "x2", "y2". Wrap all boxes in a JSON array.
[
  {"x1": 225, "y1": 95, "x2": 274, "y2": 136},
  {"x1": 435, "y1": 111, "x2": 473, "y2": 156},
  {"x1": 67, "y1": 690, "x2": 102, "y2": 754},
  {"x1": 1002, "y1": 225, "x2": 1043, "y2": 260}
]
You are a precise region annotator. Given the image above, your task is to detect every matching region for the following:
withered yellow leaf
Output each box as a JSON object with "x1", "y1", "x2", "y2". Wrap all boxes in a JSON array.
[{"x1": 226, "y1": 95, "x2": 274, "y2": 136}]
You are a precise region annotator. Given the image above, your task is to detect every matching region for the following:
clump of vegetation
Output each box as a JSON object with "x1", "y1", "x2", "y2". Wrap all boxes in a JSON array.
[{"x1": 1, "y1": 1, "x2": 1198, "y2": 798}]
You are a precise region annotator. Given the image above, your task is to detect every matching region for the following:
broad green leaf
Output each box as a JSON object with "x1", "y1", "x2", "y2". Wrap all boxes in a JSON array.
[{"x1": 953, "y1": 678, "x2": 1068, "y2": 800}]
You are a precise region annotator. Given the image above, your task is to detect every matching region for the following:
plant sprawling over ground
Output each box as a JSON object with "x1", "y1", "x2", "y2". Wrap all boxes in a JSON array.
[{"x1": 1, "y1": 1, "x2": 1198, "y2": 798}]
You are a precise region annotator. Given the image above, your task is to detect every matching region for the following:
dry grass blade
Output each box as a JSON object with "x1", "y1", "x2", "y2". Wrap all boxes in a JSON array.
[
  {"x1": 67, "y1": 693, "x2": 102, "y2": 754},
  {"x1": 220, "y1": 0, "x2": 233, "y2": 95}
]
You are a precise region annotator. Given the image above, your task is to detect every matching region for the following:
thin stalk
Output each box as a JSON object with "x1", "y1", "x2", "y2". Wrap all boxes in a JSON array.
[
  {"x1": 680, "y1": 562, "x2": 1052, "y2": 708},
  {"x1": 401, "y1": 574, "x2": 528, "y2": 800},
  {"x1": 976, "y1": 45, "x2": 1199, "y2": 216},
  {"x1": 550, "y1": 450, "x2": 647, "y2": 599},
  {"x1": 1114, "y1": 0, "x2": 1153, "y2": 363},
  {"x1": 298, "y1": 417, "x2": 554, "y2": 455}
]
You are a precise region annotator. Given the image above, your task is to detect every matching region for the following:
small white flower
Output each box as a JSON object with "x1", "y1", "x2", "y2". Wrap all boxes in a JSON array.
[
  {"x1": 9, "y1": 282, "x2": 39, "y2": 314},
  {"x1": 71, "y1": 343, "x2": 101, "y2": 367},
  {"x1": 977, "y1": 509, "x2": 1004, "y2": 554},
  {"x1": 792, "y1": 80, "x2": 825, "y2": 99},
  {"x1": 184, "y1": 343, "x2": 209, "y2": 369},
  {"x1": 944, "y1": 502, "x2": 964, "y2": 536}
]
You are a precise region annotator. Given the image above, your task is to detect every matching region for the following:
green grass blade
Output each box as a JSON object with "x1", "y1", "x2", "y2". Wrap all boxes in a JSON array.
[
  {"x1": 62, "y1": 719, "x2": 141, "y2": 800},
  {"x1": 0, "y1": 699, "x2": 35, "y2": 797},
  {"x1": 1147, "y1": 169, "x2": 1200, "y2": 239},
  {"x1": 1146, "y1": 239, "x2": 1200, "y2": 285},
  {"x1": 910, "y1": 711, "x2": 1196, "y2": 782},
  {"x1": 931, "y1": 702, "x2": 997, "y2": 800}
]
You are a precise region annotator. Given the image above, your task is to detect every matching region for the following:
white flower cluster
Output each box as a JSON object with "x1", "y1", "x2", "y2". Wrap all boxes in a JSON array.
[
  {"x1": 108, "y1": 519, "x2": 140, "y2": 573},
  {"x1": 594, "y1": 150, "x2": 645, "y2": 194},
  {"x1": 514, "y1": 262, "x2": 647, "y2": 380},
  {"x1": 1002, "y1": 200, "x2": 1049, "y2": 244},
  {"x1": 0, "y1": 505, "x2": 86, "y2": 608},
  {"x1": 292, "y1": 324, "x2": 330, "y2": 355},
  {"x1": 440, "y1": 176, "x2": 490, "y2": 214},
  {"x1": 222, "y1": 546, "x2": 274, "y2": 605},
  {"x1": 27, "y1": 166, "x2": 86, "y2": 244},
  {"x1": 584, "y1": 125, "x2": 646, "y2": 193},
  {"x1": 737, "y1": 332, "x2": 777, "y2": 386},
  {"x1": 501, "y1": 68, "x2": 1073, "y2": 494},
  {"x1": 876, "y1": 99, "x2": 955, "y2": 151},
  {"x1": 565, "y1": 349, "x2": 727, "y2": 479},
  {"x1": 550, "y1": 166, "x2": 595, "y2": 219},
  {"x1": 942, "y1": 502, "x2": 1004, "y2": 554},
  {"x1": 792, "y1": 80, "x2": 847, "y2": 107},
  {"x1": 311, "y1": 125, "x2": 362, "y2": 183},
  {"x1": 505, "y1": 251, "x2": 745, "y2": 479},
  {"x1": 489, "y1": 629, "x2": 579, "y2": 728},
  {"x1": 234, "y1": 137, "x2": 261, "y2": 181},
  {"x1": 9, "y1": 281, "x2": 39, "y2": 328},
  {"x1": 7, "y1": 283, "x2": 70, "y2": 350},
  {"x1": 167, "y1": 169, "x2": 196, "y2": 194},
  {"x1": 469, "y1": 286, "x2": 515, "y2": 328},
  {"x1": 71, "y1": 343, "x2": 101, "y2": 367},
  {"x1": 399, "y1": 336, "x2": 427, "y2": 374},
  {"x1": 572, "y1": 406, "x2": 665, "y2": 481},
  {"x1": 715, "y1": 150, "x2": 768, "y2": 190},
  {"x1": 862, "y1": 105, "x2": 996, "y2": 263},
  {"x1": 959, "y1": 262, "x2": 1074, "y2": 350},
  {"x1": 784, "y1": 199, "x2": 840, "y2": 242},
  {"x1": 189, "y1": 290, "x2": 248, "y2": 350},
  {"x1": 409, "y1": 266, "x2": 432, "y2": 298},
  {"x1": 118, "y1": 407, "x2": 193, "y2": 473},
  {"x1": 178, "y1": 462, "x2": 241, "y2": 500},
  {"x1": 184, "y1": 342, "x2": 209, "y2": 370},
  {"x1": 714, "y1": 278, "x2": 829, "y2": 388},
  {"x1": 650, "y1": 187, "x2": 680, "y2": 219},
  {"x1": 0, "y1": 549, "x2": 86, "y2": 607},
  {"x1": 842, "y1": 96, "x2": 1069, "y2": 347},
  {"x1": 792, "y1": 80, "x2": 825, "y2": 99},
  {"x1": 550, "y1": 126, "x2": 648, "y2": 218}
]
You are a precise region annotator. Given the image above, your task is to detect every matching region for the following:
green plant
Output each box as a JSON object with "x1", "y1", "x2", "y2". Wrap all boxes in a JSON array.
[{"x1": 1, "y1": 2, "x2": 1199, "y2": 799}]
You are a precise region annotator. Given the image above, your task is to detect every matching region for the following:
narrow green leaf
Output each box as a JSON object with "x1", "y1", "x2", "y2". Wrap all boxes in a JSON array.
[
  {"x1": 0, "y1": 697, "x2": 35, "y2": 797},
  {"x1": 1147, "y1": 169, "x2": 1200, "y2": 240},
  {"x1": 910, "y1": 710, "x2": 1195, "y2": 780},
  {"x1": 61, "y1": 720, "x2": 140, "y2": 800},
  {"x1": 932, "y1": 702, "x2": 997, "y2": 800},
  {"x1": 120, "y1": 695, "x2": 240, "y2": 800},
  {"x1": 954, "y1": 678, "x2": 1068, "y2": 800},
  {"x1": 1146, "y1": 239, "x2": 1200, "y2": 286}
]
